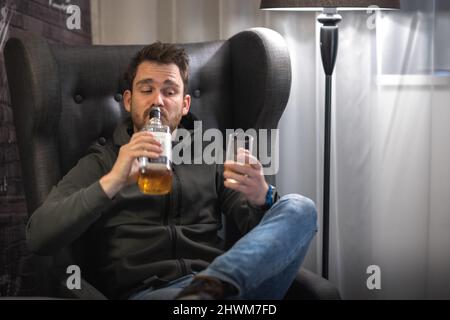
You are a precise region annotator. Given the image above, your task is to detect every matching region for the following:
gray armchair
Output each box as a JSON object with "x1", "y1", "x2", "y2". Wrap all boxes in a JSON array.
[{"x1": 4, "y1": 27, "x2": 340, "y2": 300}]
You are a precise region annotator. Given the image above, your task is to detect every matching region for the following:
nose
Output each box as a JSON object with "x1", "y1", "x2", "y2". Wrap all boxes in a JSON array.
[{"x1": 151, "y1": 90, "x2": 164, "y2": 107}]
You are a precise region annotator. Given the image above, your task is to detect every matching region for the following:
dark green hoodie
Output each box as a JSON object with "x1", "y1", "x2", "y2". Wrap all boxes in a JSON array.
[{"x1": 26, "y1": 117, "x2": 267, "y2": 299}]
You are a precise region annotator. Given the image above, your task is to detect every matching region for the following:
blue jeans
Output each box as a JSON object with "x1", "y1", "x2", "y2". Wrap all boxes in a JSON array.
[{"x1": 129, "y1": 194, "x2": 318, "y2": 300}]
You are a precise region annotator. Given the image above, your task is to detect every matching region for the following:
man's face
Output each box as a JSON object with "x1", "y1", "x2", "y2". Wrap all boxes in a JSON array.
[{"x1": 124, "y1": 61, "x2": 191, "y2": 133}]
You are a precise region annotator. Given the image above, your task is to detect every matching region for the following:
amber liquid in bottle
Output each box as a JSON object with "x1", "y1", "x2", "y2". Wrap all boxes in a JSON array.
[
  {"x1": 138, "y1": 169, "x2": 172, "y2": 195},
  {"x1": 138, "y1": 106, "x2": 172, "y2": 195}
]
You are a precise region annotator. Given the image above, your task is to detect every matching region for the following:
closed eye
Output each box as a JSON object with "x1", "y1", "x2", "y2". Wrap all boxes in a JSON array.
[
  {"x1": 163, "y1": 88, "x2": 177, "y2": 96},
  {"x1": 141, "y1": 88, "x2": 153, "y2": 94}
]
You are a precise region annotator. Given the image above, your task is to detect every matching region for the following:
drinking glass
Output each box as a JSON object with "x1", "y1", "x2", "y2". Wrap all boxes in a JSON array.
[{"x1": 224, "y1": 132, "x2": 254, "y2": 183}]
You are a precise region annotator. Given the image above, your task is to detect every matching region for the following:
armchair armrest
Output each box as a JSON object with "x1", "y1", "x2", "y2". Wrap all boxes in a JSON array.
[
  {"x1": 52, "y1": 269, "x2": 107, "y2": 300},
  {"x1": 285, "y1": 268, "x2": 341, "y2": 300}
]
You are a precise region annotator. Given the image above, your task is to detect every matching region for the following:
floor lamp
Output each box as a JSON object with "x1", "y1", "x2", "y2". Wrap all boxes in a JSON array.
[{"x1": 260, "y1": 0, "x2": 400, "y2": 280}]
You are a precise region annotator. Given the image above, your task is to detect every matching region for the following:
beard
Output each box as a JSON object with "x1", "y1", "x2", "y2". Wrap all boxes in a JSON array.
[{"x1": 130, "y1": 103, "x2": 183, "y2": 133}]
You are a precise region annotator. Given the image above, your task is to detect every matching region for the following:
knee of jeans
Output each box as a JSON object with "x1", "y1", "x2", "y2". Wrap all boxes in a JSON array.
[{"x1": 277, "y1": 194, "x2": 318, "y2": 232}]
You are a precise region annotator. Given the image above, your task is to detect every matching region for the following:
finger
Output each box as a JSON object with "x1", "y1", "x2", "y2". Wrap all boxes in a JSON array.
[
  {"x1": 237, "y1": 151, "x2": 260, "y2": 167},
  {"x1": 129, "y1": 142, "x2": 163, "y2": 154},
  {"x1": 131, "y1": 149, "x2": 162, "y2": 159},
  {"x1": 223, "y1": 170, "x2": 250, "y2": 186},
  {"x1": 130, "y1": 135, "x2": 162, "y2": 147},
  {"x1": 130, "y1": 131, "x2": 155, "y2": 141},
  {"x1": 224, "y1": 179, "x2": 249, "y2": 193},
  {"x1": 224, "y1": 162, "x2": 253, "y2": 176},
  {"x1": 224, "y1": 179, "x2": 239, "y2": 191},
  {"x1": 130, "y1": 138, "x2": 163, "y2": 148}
]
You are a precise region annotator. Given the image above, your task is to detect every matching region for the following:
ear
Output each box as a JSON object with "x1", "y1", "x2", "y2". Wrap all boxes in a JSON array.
[
  {"x1": 182, "y1": 94, "x2": 191, "y2": 116},
  {"x1": 123, "y1": 89, "x2": 132, "y2": 113}
]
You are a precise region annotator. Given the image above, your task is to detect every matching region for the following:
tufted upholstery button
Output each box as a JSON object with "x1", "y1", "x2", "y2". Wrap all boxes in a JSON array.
[
  {"x1": 74, "y1": 94, "x2": 83, "y2": 104},
  {"x1": 114, "y1": 93, "x2": 123, "y2": 102},
  {"x1": 98, "y1": 137, "x2": 106, "y2": 146},
  {"x1": 193, "y1": 89, "x2": 201, "y2": 98}
]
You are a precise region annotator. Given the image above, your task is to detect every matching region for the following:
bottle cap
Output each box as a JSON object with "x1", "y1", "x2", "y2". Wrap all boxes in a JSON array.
[{"x1": 150, "y1": 106, "x2": 162, "y2": 119}]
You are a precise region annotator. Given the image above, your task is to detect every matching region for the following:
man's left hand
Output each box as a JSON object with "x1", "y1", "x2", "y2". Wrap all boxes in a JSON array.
[{"x1": 224, "y1": 149, "x2": 269, "y2": 207}]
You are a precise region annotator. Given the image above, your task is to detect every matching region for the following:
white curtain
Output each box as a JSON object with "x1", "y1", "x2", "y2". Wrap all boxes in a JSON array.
[{"x1": 92, "y1": 0, "x2": 450, "y2": 299}]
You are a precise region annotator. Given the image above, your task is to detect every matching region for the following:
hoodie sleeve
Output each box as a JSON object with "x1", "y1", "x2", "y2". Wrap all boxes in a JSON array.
[{"x1": 26, "y1": 151, "x2": 112, "y2": 255}]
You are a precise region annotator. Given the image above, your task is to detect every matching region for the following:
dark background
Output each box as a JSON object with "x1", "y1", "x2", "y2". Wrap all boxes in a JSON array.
[{"x1": 0, "y1": 0, "x2": 91, "y2": 296}]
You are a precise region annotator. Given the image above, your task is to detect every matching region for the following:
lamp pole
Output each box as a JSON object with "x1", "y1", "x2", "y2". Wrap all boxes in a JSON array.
[{"x1": 318, "y1": 8, "x2": 341, "y2": 280}]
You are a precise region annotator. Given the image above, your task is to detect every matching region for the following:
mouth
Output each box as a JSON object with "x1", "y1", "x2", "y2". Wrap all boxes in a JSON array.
[{"x1": 144, "y1": 107, "x2": 168, "y2": 123}]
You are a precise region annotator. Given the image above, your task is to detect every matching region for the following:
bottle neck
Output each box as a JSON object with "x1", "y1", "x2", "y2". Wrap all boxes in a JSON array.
[{"x1": 149, "y1": 117, "x2": 162, "y2": 126}]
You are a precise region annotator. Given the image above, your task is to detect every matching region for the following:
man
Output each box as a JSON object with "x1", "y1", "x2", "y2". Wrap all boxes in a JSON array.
[{"x1": 26, "y1": 42, "x2": 317, "y2": 300}]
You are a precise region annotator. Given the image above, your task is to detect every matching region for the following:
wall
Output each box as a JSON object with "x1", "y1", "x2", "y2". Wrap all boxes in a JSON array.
[
  {"x1": 90, "y1": 0, "x2": 157, "y2": 44},
  {"x1": 90, "y1": 0, "x2": 269, "y2": 44},
  {"x1": 0, "y1": 0, "x2": 91, "y2": 296}
]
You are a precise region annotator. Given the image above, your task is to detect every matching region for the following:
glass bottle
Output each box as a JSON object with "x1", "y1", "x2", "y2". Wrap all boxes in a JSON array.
[{"x1": 137, "y1": 106, "x2": 172, "y2": 195}]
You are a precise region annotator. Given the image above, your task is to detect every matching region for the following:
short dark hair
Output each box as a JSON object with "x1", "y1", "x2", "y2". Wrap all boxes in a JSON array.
[{"x1": 125, "y1": 42, "x2": 189, "y2": 95}]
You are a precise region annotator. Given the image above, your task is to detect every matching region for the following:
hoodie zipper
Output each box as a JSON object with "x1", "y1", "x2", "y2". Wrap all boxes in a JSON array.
[
  {"x1": 164, "y1": 168, "x2": 187, "y2": 276},
  {"x1": 174, "y1": 169, "x2": 187, "y2": 275},
  {"x1": 173, "y1": 169, "x2": 187, "y2": 275}
]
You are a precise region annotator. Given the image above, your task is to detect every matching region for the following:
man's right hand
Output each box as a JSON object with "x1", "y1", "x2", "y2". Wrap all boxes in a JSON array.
[{"x1": 100, "y1": 131, "x2": 163, "y2": 199}]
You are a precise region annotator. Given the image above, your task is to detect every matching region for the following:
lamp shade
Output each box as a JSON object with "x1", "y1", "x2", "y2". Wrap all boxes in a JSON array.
[{"x1": 260, "y1": 0, "x2": 400, "y2": 11}]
